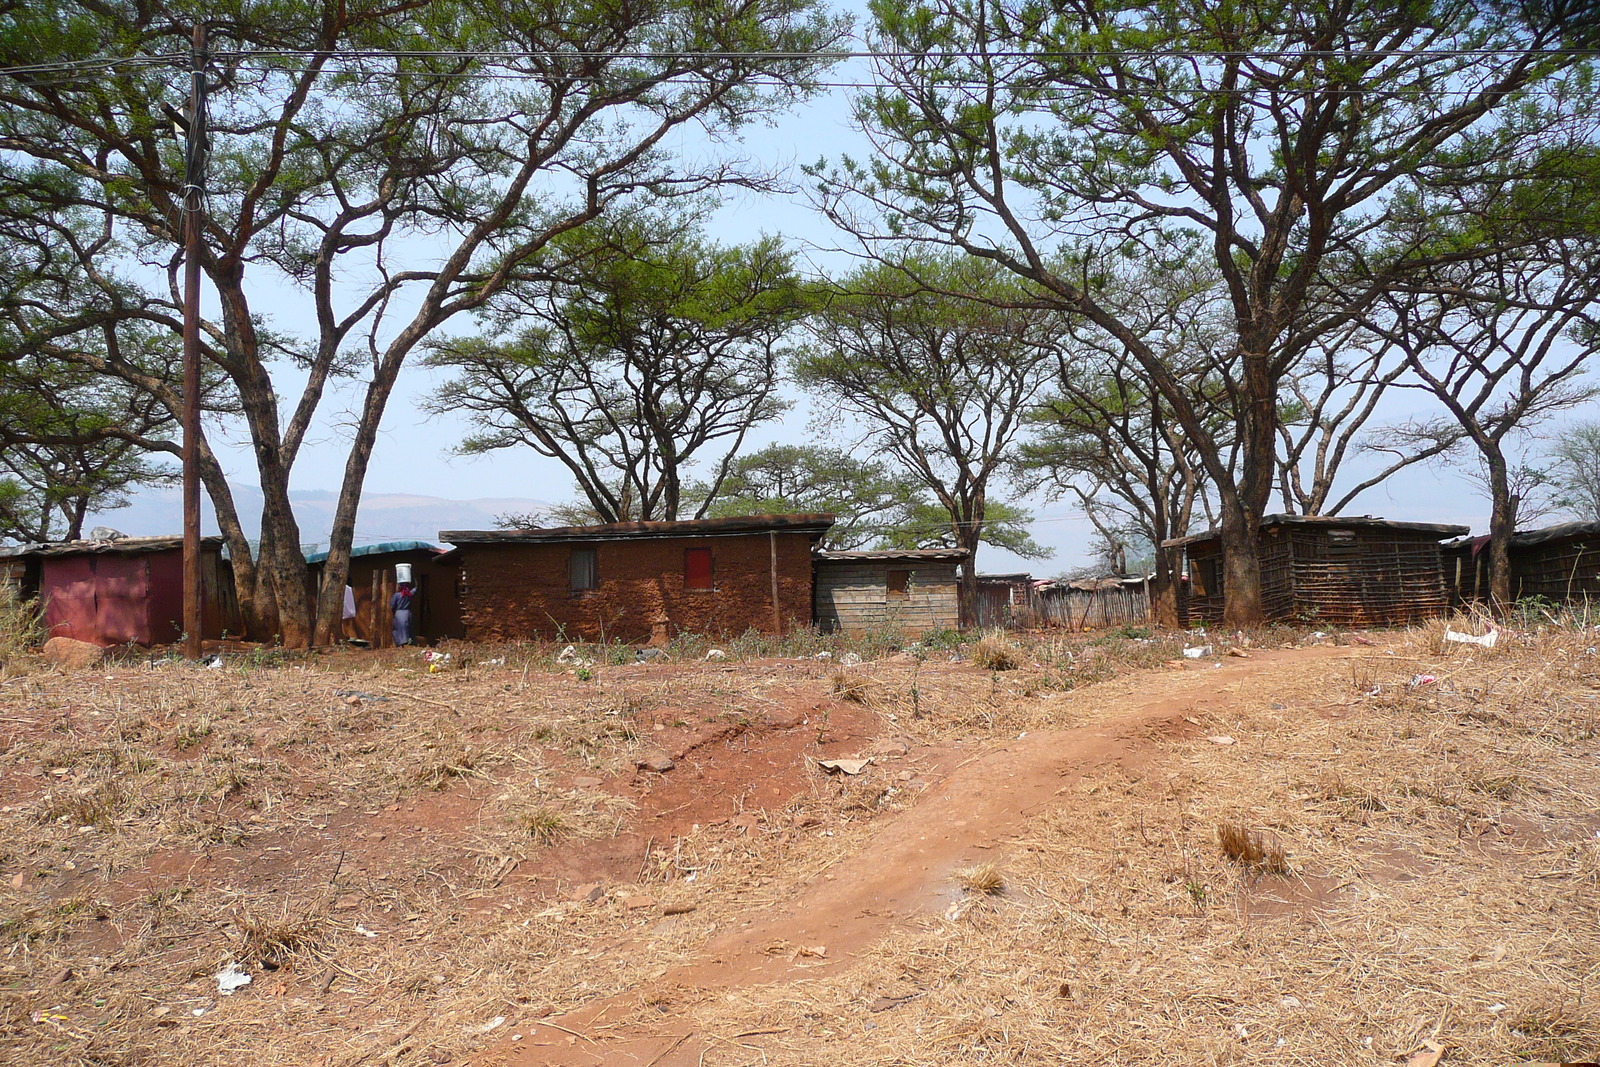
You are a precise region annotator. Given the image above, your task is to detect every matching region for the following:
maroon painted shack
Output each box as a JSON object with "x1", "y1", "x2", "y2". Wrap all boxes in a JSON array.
[
  {"x1": 441, "y1": 514, "x2": 835, "y2": 643},
  {"x1": 27, "y1": 535, "x2": 239, "y2": 646}
]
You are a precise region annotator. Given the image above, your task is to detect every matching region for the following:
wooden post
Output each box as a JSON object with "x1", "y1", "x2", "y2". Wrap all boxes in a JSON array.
[
  {"x1": 381, "y1": 569, "x2": 395, "y2": 648},
  {"x1": 180, "y1": 21, "x2": 208, "y2": 660},
  {"x1": 370, "y1": 570, "x2": 382, "y2": 648},
  {"x1": 769, "y1": 531, "x2": 783, "y2": 635}
]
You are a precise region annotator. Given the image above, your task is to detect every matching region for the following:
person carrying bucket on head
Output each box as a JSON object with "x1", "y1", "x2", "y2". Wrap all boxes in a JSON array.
[{"x1": 390, "y1": 568, "x2": 416, "y2": 647}]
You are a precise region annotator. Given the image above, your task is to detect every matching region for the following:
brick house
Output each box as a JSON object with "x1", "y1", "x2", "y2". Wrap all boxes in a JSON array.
[{"x1": 439, "y1": 514, "x2": 834, "y2": 643}]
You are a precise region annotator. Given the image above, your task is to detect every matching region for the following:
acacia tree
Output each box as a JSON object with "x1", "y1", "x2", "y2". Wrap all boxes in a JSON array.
[
  {"x1": 1371, "y1": 236, "x2": 1600, "y2": 608},
  {"x1": 795, "y1": 255, "x2": 1054, "y2": 616},
  {"x1": 427, "y1": 219, "x2": 807, "y2": 522},
  {"x1": 1550, "y1": 421, "x2": 1600, "y2": 521},
  {"x1": 1019, "y1": 256, "x2": 1229, "y2": 625},
  {"x1": 689, "y1": 443, "x2": 928, "y2": 550},
  {"x1": 0, "y1": 0, "x2": 846, "y2": 645},
  {"x1": 1274, "y1": 325, "x2": 1466, "y2": 517},
  {"x1": 0, "y1": 355, "x2": 179, "y2": 542},
  {"x1": 1024, "y1": 360, "x2": 1218, "y2": 628},
  {"x1": 812, "y1": 0, "x2": 1592, "y2": 626}
]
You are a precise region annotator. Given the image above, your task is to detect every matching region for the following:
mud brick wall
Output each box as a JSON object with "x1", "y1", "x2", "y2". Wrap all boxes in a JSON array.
[{"x1": 456, "y1": 532, "x2": 817, "y2": 642}]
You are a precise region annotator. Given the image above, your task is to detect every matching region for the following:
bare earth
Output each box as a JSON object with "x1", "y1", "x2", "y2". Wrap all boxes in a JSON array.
[{"x1": 1, "y1": 627, "x2": 1597, "y2": 1066}]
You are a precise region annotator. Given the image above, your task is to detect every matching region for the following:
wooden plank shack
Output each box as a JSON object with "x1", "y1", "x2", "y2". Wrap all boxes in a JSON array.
[
  {"x1": 1035, "y1": 576, "x2": 1151, "y2": 631},
  {"x1": 813, "y1": 549, "x2": 966, "y2": 638},
  {"x1": 1164, "y1": 515, "x2": 1468, "y2": 627},
  {"x1": 1508, "y1": 521, "x2": 1600, "y2": 605},
  {"x1": 305, "y1": 540, "x2": 463, "y2": 646},
  {"x1": 973, "y1": 572, "x2": 1035, "y2": 628}
]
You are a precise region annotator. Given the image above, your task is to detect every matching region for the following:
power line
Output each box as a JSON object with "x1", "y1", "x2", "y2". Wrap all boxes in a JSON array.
[{"x1": 2, "y1": 43, "x2": 1597, "y2": 82}]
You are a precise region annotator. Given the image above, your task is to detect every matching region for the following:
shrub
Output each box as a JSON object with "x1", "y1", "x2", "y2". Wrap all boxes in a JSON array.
[{"x1": 971, "y1": 630, "x2": 1024, "y2": 671}]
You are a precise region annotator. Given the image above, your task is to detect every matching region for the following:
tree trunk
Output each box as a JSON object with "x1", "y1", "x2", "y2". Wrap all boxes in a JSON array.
[
  {"x1": 1150, "y1": 546, "x2": 1181, "y2": 628},
  {"x1": 314, "y1": 352, "x2": 413, "y2": 644},
  {"x1": 1220, "y1": 357, "x2": 1276, "y2": 628},
  {"x1": 194, "y1": 436, "x2": 279, "y2": 641},
  {"x1": 1485, "y1": 455, "x2": 1516, "y2": 612},
  {"x1": 1217, "y1": 493, "x2": 1267, "y2": 629}
]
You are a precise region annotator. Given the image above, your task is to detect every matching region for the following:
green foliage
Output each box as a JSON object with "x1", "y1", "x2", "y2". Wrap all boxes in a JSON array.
[
  {"x1": 795, "y1": 253, "x2": 1055, "y2": 570},
  {"x1": 1549, "y1": 421, "x2": 1600, "y2": 522},
  {"x1": 428, "y1": 213, "x2": 809, "y2": 523},
  {"x1": 0, "y1": 0, "x2": 849, "y2": 641},
  {"x1": 814, "y1": 0, "x2": 1600, "y2": 624},
  {"x1": 690, "y1": 443, "x2": 928, "y2": 549}
]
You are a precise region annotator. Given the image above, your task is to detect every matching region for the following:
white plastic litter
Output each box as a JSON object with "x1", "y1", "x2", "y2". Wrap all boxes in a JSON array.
[
  {"x1": 705, "y1": 648, "x2": 726, "y2": 660},
  {"x1": 840, "y1": 651, "x2": 862, "y2": 667},
  {"x1": 1445, "y1": 629, "x2": 1498, "y2": 648},
  {"x1": 215, "y1": 964, "x2": 252, "y2": 995},
  {"x1": 1182, "y1": 645, "x2": 1212, "y2": 659}
]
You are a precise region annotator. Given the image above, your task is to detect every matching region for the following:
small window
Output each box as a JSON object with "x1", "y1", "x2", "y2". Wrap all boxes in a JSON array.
[
  {"x1": 569, "y1": 547, "x2": 598, "y2": 591},
  {"x1": 684, "y1": 547, "x2": 713, "y2": 591},
  {"x1": 887, "y1": 568, "x2": 911, "y2": 598}
]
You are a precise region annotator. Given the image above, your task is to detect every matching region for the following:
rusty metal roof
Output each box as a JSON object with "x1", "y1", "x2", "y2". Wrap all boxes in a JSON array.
[
  {"x1": 5, "y1": 535, "x2": 225, "y2": 558},
  {"x1": 1509, "y1": 520, "x2": 1600, "y2": 548},
  {"x1": 1162, "y1": 514, "x2": 1469, "y2": 549},
  {"x1": 815, "y1": 548, "x2": 969, "y2": 563},
  {"x1": 442, "y1": 513, "x2": 835, "y2": 545}
]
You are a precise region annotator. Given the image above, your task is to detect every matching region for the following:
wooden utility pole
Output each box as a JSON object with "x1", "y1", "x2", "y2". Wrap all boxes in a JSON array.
[{"x1": 181, "y1": 22, "x2": 209, "y2": 660}]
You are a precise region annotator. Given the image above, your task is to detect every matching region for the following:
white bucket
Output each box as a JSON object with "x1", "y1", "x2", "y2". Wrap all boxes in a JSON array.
[{"x1": 395, "y1": 563, "x2": 413, "y2": 585}]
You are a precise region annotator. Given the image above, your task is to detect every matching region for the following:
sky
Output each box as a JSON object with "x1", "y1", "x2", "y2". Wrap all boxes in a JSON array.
[{"x1": 88, "y1": 35, "x2": 1582, "y2": 575}]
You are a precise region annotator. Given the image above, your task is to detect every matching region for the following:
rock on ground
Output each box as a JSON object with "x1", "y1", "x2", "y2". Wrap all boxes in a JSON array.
[{"x1": 43, "y1": 637, "x2": 105, "y2": 670}]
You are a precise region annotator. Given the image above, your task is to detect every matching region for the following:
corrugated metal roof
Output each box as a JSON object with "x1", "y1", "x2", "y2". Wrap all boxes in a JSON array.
[
  {"x1": 13, "y1": 535, "x2": 225, "y2": 558},
  {"x1": 304, "y1": 540, "x2": 441, "y2": 565},
  {"x1": 1163, "y1": 514, "x2": 1469, "y2": 549},
  {"x1": 442, "y1": 514, "x2": 835, "y2": 545},
  {"x1": 1509, "y1": 520, "x2": 1600, "y2": 548},
  {"x1": 815, "y1": 548, "x2": 969, "y2": 563}
]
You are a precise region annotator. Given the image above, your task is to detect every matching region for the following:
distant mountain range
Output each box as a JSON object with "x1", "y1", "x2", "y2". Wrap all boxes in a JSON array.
[{"x1": 84, "y1": 486, "x2": 552, "y2": 550}]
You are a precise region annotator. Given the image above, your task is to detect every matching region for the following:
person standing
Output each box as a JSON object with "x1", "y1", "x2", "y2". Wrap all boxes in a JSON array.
[{"x1": 390, "y1": 582, "x2": 415, "y2": 647}]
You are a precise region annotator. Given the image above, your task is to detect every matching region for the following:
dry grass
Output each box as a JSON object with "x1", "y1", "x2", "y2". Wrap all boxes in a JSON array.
[
  {"x1": 230, "y1": 900, "x2": 327, "y2": 968},
  {"x1": 1, "y1": 625, "x2": 1596, "y2": 1066},
  {"x1": 830, "y1": 669, "x2": 874, "y2": 703},
  {"x1": 0, "y1": 584, "x2": 43, "y2": 674},
  {"x1": 684, "y1": 623, "x2": 1600, "y2": 1066},
  {"x1": 954, "y1": 861, "x2": 1005, "y2": 895},
  {"x1": 1216, "y1": 820, "x2": 1290, "y2": 874},
  {"x1": 970, "y1": 630, "x2": 1025, "y2": 671}
]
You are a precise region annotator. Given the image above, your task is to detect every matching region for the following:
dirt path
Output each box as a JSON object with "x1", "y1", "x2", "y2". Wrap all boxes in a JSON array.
[{"x1": 464, "y1": 645, "x2": 1357, "y2": 1067}]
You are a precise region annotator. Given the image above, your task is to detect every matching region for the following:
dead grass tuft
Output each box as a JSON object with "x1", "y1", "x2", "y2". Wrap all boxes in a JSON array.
[
  {"x1": 1216, "y1": 821, "x2": 1290, "y2": 874},
  {"x1": 514, "y1": 804, "x2": 572, "y2": 844},
  {"x1": 970, "y1": 631, "x2": 1024, "y2": 671},
  {"x1": 493, "y1": 786, "x2": 635, "y2": 851},
  {"x1": 33, "y1": 778, "x2": 127, "y2": 829},
  {"x1": 831, "y1": 670, "x2": 874, "y2": 704},
  {"x1": 409, "y1": 743, "x2": 496, "y2": 789},
  {"x1": 231, "y1": 901, "x2": 326, "y2": 967},
  {"x1": 954, "y1": 861, "x2": 1005, "y2": 895}
]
